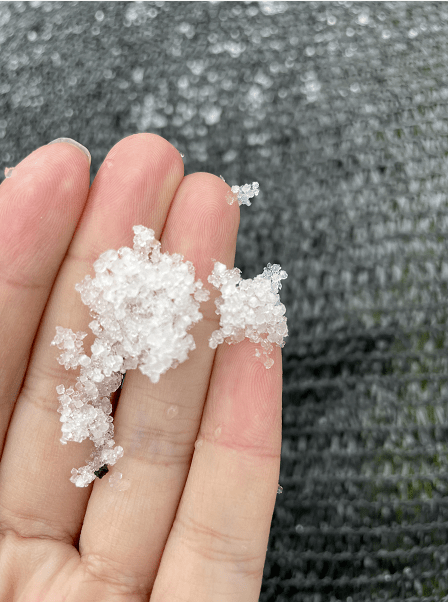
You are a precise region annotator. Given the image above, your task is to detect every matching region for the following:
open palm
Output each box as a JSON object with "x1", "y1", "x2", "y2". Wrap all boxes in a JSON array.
[{"x1": 0, "y1": 134, "x2": 282, "y2": 602}]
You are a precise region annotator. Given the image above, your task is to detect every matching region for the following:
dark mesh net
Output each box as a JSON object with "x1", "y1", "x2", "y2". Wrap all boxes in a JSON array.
[{"x1": 1, "y1": 1, "x2": 448, "y2": 600}]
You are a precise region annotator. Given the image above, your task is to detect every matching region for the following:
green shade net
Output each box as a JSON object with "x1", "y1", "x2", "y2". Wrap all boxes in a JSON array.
[
  {"x1": 252, "y1": 3, "x2": 448, "y2": 600},
  {"x1": 2, "y1": 1, "x2": 448, "y2": 599}
]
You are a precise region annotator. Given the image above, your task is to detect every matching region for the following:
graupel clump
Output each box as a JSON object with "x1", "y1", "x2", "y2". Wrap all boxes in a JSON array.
[
  {"x1": 51, "y1": 225, "x2": 210, "y2": 487},
  {"x1": 51, "y1": 210, "x2": 289, "y2": 488},
  {"x1": 208, "y1": 261, "x2": 288, "y2": 368},
  {"x1": 226, "y1": 182, "x2": 259, "y2": 206}
]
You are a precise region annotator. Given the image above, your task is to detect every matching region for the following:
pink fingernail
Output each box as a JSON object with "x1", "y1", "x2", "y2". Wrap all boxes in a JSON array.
[{"x1": 48, "y1": 137, "x2": 91, "y2": 166}]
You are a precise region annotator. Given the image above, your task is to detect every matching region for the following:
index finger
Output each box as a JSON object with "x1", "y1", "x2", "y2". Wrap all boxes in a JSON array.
[{"x1": 0, "y1": 141, "x2": 91, "y2": 459}]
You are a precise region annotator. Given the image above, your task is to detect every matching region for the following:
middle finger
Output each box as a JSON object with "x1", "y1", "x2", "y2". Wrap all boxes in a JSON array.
[
  {"x1": 0, "y1": 134, "x2": 183, "y2": 544},
  {"x1": 78, "y1": 170, "x2": 240, "y2": 594}
]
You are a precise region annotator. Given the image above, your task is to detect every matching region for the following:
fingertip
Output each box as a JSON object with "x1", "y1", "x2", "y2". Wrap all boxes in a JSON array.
[
  {"x1": 210, "y1": 339, "x2": 283, "y2": 459},
  {"x1": 105, "y1": 133, "x2": 184, "y2": 182},
  {"x1": 160, "y1": 171, "x2": 240, "y2": 280},
  {"x1": 47, "y1": 138, "x2": 91, "y2": 166}
]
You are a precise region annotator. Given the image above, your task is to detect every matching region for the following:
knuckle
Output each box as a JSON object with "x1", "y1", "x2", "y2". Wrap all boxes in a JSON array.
[
  {"x1": 19, "y1": 361, "x2": 71, "y2": 414},
  {"x1": 80, "y1": 552, "x2": 149, "y2": 597},
  {"x1": 120, "y1": 414, "x2": 194, "y2": 468},
  {"x1": 175, "y1": 512, "x2": 265, "y2": 578},
  {"x1": 0, "y1": 501, "x2": 71, "y2": 544}
]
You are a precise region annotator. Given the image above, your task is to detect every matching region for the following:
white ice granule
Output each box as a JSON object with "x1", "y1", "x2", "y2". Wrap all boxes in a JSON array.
[
  {"x1": 226, "y1": 181, "x2": 259, "y2": 206},
  {"x1": 208, "y1": 261, "x2": 288, "y2": 367},
  {"x1": 51, "y1": 225, "x2": 210, "y2": 487}
]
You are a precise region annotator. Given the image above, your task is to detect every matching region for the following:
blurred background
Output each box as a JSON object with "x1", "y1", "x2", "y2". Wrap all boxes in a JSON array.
[{"x1": 2, "y1": 1, "x2": 448, "y2": 600}]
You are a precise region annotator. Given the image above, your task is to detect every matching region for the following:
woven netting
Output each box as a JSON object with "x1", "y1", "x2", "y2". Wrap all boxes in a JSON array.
[{"x1": 2, "y1": 1, "x2": 448, "y2": 600}]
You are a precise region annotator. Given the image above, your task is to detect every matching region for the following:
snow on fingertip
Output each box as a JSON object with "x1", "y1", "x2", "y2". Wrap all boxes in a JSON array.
[
  {"x1": 226, "y1": 181, "x2": 260, "y2": 206},
  {"x1": 207, "y1": 261, "x2": 288, "y2": 368}
]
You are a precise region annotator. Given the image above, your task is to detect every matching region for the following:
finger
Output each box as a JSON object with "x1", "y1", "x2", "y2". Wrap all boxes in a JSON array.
[
  {"x1": 78, "y1": 173, "x2": 240, "y2": 595},
  {"x1": 0, "y1": 142, "x2": 90, "y2": 459},
  {"x1": 151, "y1": 340, "x2": 283, "y2": 602},
  {"x1": 0, "y1": 134, "x2": 183, "y2": 546}
]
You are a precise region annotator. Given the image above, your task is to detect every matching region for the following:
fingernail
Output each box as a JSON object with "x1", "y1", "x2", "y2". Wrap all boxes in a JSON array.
[{"x1": 47, "y1": 137, "x2": 91, "y2": 166}]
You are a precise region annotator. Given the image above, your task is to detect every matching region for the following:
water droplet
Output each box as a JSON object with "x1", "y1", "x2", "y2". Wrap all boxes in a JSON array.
[
  {"x1": 358, "y1": 13, "x2": 369, "y2": 25},
  {"x1": 109, "y1": 471, "x2": 122, "y2": 484},
  {"x1": 259, "y1": 1, "x2": 287, "y2": 16},
  {"x1": 180, "y1": 152, "x2": 185, "y2": 158},
  {"x1": 109, "y1": 471, "x2": 130, "y2": 491},
  {"x1": 166, "y1": 405, "x2": 179, "y2": 420},
  {"x1": 226, "y1": 190, "x2": 237, "y2": 205},
  {"x1": 194, "y1": 438, "x2": 203, "y2": 449},
  {"x1": 264, "y1": 357, "x2": 274, "y2": 369},
  {"x1": 277, "y1": 484, "x2": 283, "y2": 494},
  {"x1": 201, "y1": 105, "x2": 222, "y2": 126},
  {"x1": 117, "y1": 479, "x2": 130, "y2": 491},
  {"x1": 132, "y1": 67, "x2": 144, "y2": 84},
  {"x1": 214, "y1": 425, "x2": 222, "y2": 439},
  {"x1": 4, "y1": 167, "x2": 15, "y2": 178}
]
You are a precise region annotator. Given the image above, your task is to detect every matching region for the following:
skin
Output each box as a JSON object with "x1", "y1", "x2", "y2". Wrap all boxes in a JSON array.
[{"x1": 0, "y1": 134, "x2": 282, "y2": 602}]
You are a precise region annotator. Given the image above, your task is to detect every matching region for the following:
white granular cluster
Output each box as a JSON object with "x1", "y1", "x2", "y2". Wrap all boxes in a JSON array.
[
  {"x1": 226, "y1": 182, "x2": 259, "y2": 206},
  {"x1": 52, "y1": 218, "x2": 289, "y2": 488},
  {"x1": 51, "y1": 225, "x2": 210, "y2": 487},
  {"x1": 208, "y1": 262, "x2": 288, "y2": 368}
]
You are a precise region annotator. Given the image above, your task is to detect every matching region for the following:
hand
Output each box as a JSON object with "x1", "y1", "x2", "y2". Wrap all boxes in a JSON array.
[{"x1": 0, "y1": 134, "x2": 282, "y2": 601}]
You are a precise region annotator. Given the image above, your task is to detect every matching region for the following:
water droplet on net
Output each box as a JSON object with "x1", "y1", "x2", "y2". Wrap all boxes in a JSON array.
[
  {"x1": 166, "y1": 405, "x2": 179, "y2": 419},
  {"x1": 277, "y1": 484, "x2": 283, "y2": 494}
]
